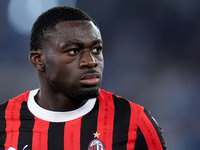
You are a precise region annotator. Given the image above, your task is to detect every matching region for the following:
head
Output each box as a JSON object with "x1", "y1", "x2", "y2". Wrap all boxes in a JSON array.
[
  {"x1": 29, "y1": 6, "x2": 104, "y2": 101},
  {"x1": 30, "y1": 6, "x2": 98, "y2": 51}
]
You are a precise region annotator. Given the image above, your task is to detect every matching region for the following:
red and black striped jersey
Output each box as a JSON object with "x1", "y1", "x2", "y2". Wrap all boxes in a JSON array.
[{"x1": 0, "y1": 89, "x2": 166, "y2": 150}]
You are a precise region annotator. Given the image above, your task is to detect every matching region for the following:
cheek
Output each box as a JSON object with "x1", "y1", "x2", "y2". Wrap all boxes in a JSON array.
[
  {"x1": 53, "y1": 60, "x2": 79, "y2": 81},
  {"x1": 97, "y1": 55, "x2": 104, "y2": 70},
  {"x1": 45, "y1": 54, "x2": 76, "y2": 71},
  {"x1": 100, "y1": 63, "x2": 104, "y2": 76},
  {"x1": 63, "y1": 56, "x2": 76, "y2": 64}
]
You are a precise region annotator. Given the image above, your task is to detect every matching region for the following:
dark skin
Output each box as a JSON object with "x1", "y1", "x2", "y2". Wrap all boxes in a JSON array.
[{"x1": 29, "y1": 21, "x2": 104, "y2": 111}]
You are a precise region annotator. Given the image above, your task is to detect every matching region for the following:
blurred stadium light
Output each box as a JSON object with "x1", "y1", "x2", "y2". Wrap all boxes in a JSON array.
[{"x1": 8, "y1": 0, "x2": 77, "y2": 35}]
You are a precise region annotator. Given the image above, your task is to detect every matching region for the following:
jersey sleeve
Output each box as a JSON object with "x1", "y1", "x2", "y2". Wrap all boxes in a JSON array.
[{"x1": 135, "y1": 108, "x2": 167, "y2": 150}]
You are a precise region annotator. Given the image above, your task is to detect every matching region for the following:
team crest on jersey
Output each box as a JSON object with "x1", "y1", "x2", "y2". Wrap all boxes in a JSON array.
[
  {"x1": 88, "y1": 131, "x2": 105, "y2": 150},
  {"x1": 88, "y1": 139, "x2": 105, "y2": 150}
]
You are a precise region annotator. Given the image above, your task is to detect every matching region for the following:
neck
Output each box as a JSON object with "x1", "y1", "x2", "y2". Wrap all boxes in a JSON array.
[{"x1": 35, "y1": 89, "x2": 88, "y2": 111}]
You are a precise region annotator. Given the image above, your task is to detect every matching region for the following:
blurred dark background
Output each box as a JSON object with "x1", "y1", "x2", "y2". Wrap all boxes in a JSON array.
[{"x1": 0, "y1": 0, "x2": 200, "y2": 149}]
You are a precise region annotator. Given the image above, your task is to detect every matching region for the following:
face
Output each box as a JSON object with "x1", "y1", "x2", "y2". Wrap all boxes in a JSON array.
[{"x1": 41, "y1": 21, "x2": 104, "y2": 101}]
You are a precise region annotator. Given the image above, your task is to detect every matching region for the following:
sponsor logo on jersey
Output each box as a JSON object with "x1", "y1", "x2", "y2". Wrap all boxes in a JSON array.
[
  {"x1": 8, "y1": 145, "x2": 28, "y2": 150},
  {"x1": 8, "y1": 147, "x2": 16, "y2": 150}
]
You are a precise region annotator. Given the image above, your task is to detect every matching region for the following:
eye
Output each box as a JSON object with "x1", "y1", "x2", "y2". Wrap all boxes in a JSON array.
[
  {"x1": 91, "y1": 47, "x2": 103, "y2": 54},
  {"x1": 66, "y1": 49, "x2": 80, "y2": 56}
]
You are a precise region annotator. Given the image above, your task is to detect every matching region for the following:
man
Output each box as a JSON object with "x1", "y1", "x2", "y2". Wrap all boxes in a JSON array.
[{"x1": 0, "y1": 6, "x2": 166, "y2": 150}]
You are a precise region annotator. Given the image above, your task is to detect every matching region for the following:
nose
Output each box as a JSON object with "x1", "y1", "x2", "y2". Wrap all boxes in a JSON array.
[{"x1": 79, "y1": 51, "x2": 98, "y2": 68}]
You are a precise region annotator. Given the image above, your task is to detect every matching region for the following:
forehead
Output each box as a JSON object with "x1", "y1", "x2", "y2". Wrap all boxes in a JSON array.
[
  {"x1": 55, "y1": 20, "x2": 99, "y2": 33},
  {"x1": 42, "y1": 21, "x2": 102, "y2": 49},
  {"x1": 48, "y1": 21, "x2": 101, "y2": 44}
]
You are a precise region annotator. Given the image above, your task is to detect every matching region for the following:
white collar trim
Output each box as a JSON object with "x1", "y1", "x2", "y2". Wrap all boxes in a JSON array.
[{"x1": 27, "y1": 89, "x2": 96, "y2": 122}]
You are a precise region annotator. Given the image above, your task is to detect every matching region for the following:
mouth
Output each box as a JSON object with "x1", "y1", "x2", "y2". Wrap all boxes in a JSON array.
[{"x1": 80, "y1": 71, "x2": 100, "y2": 86}]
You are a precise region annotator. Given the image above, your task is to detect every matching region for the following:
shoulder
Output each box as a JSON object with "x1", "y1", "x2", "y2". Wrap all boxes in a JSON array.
[
  {"x1": 0, "y1": 91, "x2": 30, "y2": 110},
  {"x1": 98, "y1": 89, "x2": 160, "y2": 128},
  {"x1": 8, "y1": 91, "x2": 30, "y2": 103},
  {"x1": 99, "y1": 89, "x2": 166, "y2": 149},
  {"x1": 99, "y1": 89, "x2": 144, "y2": 112}
]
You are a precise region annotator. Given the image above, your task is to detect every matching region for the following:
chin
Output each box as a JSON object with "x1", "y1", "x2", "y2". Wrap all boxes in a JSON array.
[{"x1": 76, "y1": 87, "x2": 100, "y2": 100}]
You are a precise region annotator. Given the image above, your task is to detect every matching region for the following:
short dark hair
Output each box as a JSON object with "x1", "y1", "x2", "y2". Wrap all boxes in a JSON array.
[{"x1": 30, "y1": 6, "x2": 98, "y2": 51}]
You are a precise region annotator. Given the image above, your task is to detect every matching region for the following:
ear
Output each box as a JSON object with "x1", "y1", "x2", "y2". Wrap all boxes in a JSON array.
[{"x1": 29, "y1": 50, "x2": 45, "y2": 72}]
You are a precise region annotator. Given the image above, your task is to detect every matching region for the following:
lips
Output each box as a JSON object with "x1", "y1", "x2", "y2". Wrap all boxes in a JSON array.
[{"x1": 80, "y1": 72, "x2": 100, "y2": 86}]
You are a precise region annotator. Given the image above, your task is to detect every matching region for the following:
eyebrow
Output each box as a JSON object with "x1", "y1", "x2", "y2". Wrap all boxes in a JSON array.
[
  {"x1": 61, "y1": 39, "x2": 103, "y2": 49},
  {"x1": 92, "y1": 39, "x2": 103, "y2": 45}
]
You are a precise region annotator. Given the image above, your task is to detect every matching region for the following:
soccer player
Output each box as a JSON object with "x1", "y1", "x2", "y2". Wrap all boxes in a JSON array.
[{"x1": 0, "y1": 6, "x2": 166, "y2": 150}]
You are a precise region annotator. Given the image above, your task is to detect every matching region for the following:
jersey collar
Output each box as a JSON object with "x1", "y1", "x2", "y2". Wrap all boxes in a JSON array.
[{"x1": 27, "y1": 89, "x2": 96, "y2": 122}]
